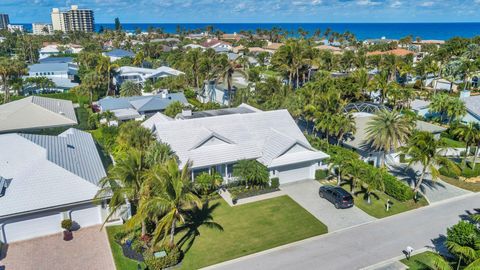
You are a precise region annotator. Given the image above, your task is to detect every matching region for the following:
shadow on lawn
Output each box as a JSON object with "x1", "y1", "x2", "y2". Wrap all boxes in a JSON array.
[{"x1": 176, "y1": 201, "x2": 224, "y2": 253}]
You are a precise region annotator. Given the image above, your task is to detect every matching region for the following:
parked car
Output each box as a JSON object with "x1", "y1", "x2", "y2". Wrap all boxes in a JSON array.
[{"x1": 318, "y1": 186, "x2": 354, "y2": 209}]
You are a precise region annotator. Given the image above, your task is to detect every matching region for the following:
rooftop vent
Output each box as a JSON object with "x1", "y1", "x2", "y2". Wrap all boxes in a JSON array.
[
  {"x1": 67, "y1": 144, "x2": 75, "y2": 149},
  {"x1": 0, "y1": 177, "x2": 11, "y2": 198}
]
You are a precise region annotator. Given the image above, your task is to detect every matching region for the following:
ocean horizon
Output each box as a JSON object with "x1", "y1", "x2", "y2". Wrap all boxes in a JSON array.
[{"x1": 16, "y1": 22, "x2": 480, "y2": 40}]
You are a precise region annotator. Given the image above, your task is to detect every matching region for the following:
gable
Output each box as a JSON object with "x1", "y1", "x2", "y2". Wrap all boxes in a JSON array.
[
  {"x1": 280, "y1": 143, "x2": 311, "y2": 156},
  {"x1": 192, "y1": 133, "x2": 234, "y2": 150}
]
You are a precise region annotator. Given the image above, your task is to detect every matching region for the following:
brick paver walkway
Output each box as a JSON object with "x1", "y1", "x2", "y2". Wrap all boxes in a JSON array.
[{"x1": 0, "y1": 225, "x2": 115, "y2": 270}]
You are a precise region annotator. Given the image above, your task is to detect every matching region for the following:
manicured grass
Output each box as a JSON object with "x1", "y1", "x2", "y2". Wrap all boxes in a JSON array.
[
  {"x1": 440, "y1": 176, "x2": 480, "y2": 192},
  {"x1": 106, "y1": 226, "x2": 146, "y2": 270},
  {"x1": 107, "y1": 196, "x2": 327, "y2": 270},
  {"x1": 320, "y1": 180, "x2": 428, "y2": 218},
  {"x1": 352, "y1": 188, "x2": 428, "y2": 218},
  {"x1": 439, "y1": 137, "x2": 466, "y2": 148},
  {"x1": 179, "y1": 196, "x2": 327, "y2": 269},
  {"x1": 400, "y1": 251, "x2": 450, "y2": 270}
]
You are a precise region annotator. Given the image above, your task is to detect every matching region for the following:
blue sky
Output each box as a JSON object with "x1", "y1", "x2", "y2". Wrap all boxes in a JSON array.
[{"x1": 2, "y1": 0, "x2": 480, "y2": 23}]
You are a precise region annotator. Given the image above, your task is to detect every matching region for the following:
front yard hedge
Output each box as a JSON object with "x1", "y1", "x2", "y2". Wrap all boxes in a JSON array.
[{"x1": 383, "y1": 173, "x2": 414, "y2": 202}]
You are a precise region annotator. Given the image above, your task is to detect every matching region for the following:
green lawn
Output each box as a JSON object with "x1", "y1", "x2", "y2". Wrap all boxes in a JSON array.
[
  {"x1": 320, "y1": 180, "x2": 428, "y2": 218},
  {"x1": 107, "y1": 196, "x2": 327, "y2": 270},
  {"x1": 400, "y1": 251, "x2": 450, "y2": 270},
  {"x1": 440, "y1": 176, "x2": 480, "y2": 192},
  {"x1": 439, "y1": 137, "x2": 466, "y2": 148},
  {"x1": 352, "y1": 188, "x2": 428, "y2": 218},
  {"x1": 106, "y1": 226, "x2": 146, "y2": 270}
]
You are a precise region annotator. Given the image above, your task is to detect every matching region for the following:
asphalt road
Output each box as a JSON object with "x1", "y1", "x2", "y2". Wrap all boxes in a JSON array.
[{"x1": 204, "y1": 193, "x2": 480, "y2": 270}]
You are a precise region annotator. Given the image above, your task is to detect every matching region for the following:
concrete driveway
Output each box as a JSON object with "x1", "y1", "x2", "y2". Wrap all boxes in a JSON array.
[
  {"x1": 0, "y1": 225, "x2": 115, "y2": 270},
  {"x1": 281, "y1": 180, "x2": 376, "y2": 232}
]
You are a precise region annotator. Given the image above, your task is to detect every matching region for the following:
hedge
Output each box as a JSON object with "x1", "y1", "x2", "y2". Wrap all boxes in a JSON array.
[
  {"x1": 383, "y1": 173, "x2": 414, "y2": 202},
  {"x1": 315, "y1": 169, "x2": 329, "y2": 180}
]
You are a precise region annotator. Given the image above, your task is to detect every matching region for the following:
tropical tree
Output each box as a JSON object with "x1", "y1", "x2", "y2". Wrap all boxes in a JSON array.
[
  {"x1": 334, "y1": 113, "x2": 356, "y2": 145},
  {"x1": 96, "y1": 56, "x2": 118, "y2": 96},
  {"x1": 131, "y1": 159, "x2": 201, "y2": 246},
  {"x1": 120, "y1": 81, "x2": 142, "y2": 97},
  {"x1": 194, "y1": 172, "x2": 223, "y2": 197},
  {"x1": 360, "y1": 167, "x2": 385, "y2": 204},
  {"x1": 401, "y1": 131, "x2": 460, "y2": 197},
  {"x1": 453, "y1": 123, "x2": 479, "y2": 168},
  {"x1": 446, "y1": 221, "x2": 480, "y2": 270},
  {"x1": 366, "y1": 109, "x2": 414, "y2": 167},
  {"x1": 233, "y1": 159, "x2": 269, "y2": 187},
  {"x1": 164, "y1": 101, "x2": 185, "y2": 118}
]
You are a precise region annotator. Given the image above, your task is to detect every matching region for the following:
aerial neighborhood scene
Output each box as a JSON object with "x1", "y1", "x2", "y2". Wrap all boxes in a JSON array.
[{"x1": 1, "y1": 1, "x2": 480, "y2": 270}]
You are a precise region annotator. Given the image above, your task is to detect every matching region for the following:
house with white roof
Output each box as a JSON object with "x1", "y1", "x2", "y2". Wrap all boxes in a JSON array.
[
  {"x1": 0, "y1": 129, "x2": 114, "y2": 243},
  {"x1": 26, "y1": 61, "x2": 79, "y2": 91},
  {"x1": 142, "y1": 105, "x2": 329, "y2": 184},
  {"x1": 0, "y1": 96, "x2": 77, "y2": 133},
  {"x1": 98, "y1": 91, "x2": 189, "y2": 121},
  {"x1": 39, "y1": 44, "x2": 83, "y2": 59},
  {"x1": 342, "y1": 112, "x2": 447, "y2": 167},
  {"x1": 102, "y1": 49, "x2": 135, "y2": 62},
  {"x1": 114, "y1": 66, "x2": 184, "y2": 87}
]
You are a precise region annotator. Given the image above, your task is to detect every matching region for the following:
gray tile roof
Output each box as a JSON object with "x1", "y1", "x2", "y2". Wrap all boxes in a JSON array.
[
  {"x1": 0, "y1": 96, "x2": 77, "y2": 133},
  {"x1": 461, "y1": 95, "x2": 480, "y2": 119},
  {"x1": 20, "y1": 128, "x2": 107, "y2": 185},
  {"x1": 176, "y1": 104, "x2": 259, "y2": 119},
  {"x1": 28, "y1": 63, "x2": 70, "y2": 73},
  {"x1": 98, "y1": 93, "x2": 188, "y2": 113},
  {"x1": 104, "y1": 49, "x2": 135, "y2": 58}
]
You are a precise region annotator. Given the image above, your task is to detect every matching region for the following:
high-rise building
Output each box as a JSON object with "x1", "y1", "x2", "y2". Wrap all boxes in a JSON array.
[
  {"x1": 51, "y1": 5, "x2": 94, "y2": 33},
  {"x1": 0, "y1": 14, "x2": 10, "y2": 30},
  {"x1": 32, "y1": 23, "x2": 53, "y2": 35},
  {"x1": 51, "y1": 8, "x2": 67, "y2": 32}
]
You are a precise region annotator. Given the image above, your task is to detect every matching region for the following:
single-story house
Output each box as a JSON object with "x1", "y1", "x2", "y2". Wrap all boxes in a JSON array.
[
  {"x1": 201, "y1": 39, "x2": 232, "y2": 51},
  {"x1": 103, "y1": 49, "x2": 135, "y2": 62},
  {"x1": 342, "y1": 112, "x2": 446, "y2": 167},
  {"x1": 39, "y1": 43, "x2": 83, "y2": 59},
  {"x1": 114, "y1": 66, "x2": 184, "y2": 87},
  {"x1": 411, "y1": 91, "x2": 480, "y2": 124},
  {"x1": 97, "y1": 91, "x2": 189, "y2": 120},
  {"x1": 26, "y1": 61, "x2": 79, "y2": 91},
  {"x1": 0, "y1": 96, "x2": 77, "y2": 133},
  {"x1": 0, "y1": 128, "x2": 115, "y2": 243},
  {"x1": 142, "y1": 105, "x2": 329, "y2": 185},
  {"x1": 175, "y1": 103, "x2": 260, "y2": 120}
]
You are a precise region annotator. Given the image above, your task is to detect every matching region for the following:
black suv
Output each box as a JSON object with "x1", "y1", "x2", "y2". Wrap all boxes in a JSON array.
[{"x1": 319, "y1": 186, "x2": 354, "y2": 209}]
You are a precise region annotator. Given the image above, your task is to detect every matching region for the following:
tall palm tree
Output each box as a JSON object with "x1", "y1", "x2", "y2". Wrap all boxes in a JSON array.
[
  {"x1": 446, "y1": 98, "x2": 467, "y2": 124},
  {"x1": 95, "y1": 149, "x2": 148, "y2": 235},
  {"x1": 352, "y1": 68, "x2": 369, "y2": 98},
  {"x1": 366, "y1": 109, "x2": 414, "y2": 167},
  {"x1": 401, "y1": 131, "x2": 460, "y2": 196},
  {"x1": 0, "y1": 57, "x2": 13, "y2": 103},
  {"x1": 96, "y1": 56, "x2": 118, "y2": 96},
  {"x1": 334, "y1": 113, "x2": 356, "y2": 146},
  {"x1": 361, "y1": 168, "x2": 385, "y2": 204},
  {"x1": 454, "y1": 123, "x2": 478, "y2": 168},
  {"x1": 369, "y1": 70, "x2": 389, "y2": 103},
  {"x1": 133, "y1": 159, "x2": 201, "y2": 247},
  {"x1": 120, "y1": 81, "x2": 142, "y2": 97}
]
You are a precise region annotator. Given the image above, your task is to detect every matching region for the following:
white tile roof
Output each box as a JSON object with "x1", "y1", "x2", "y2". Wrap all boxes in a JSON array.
[
  {"x1": 146, "y1": 109, "x2": 329, "y2": 169},
  {"x1": 0, "y1": 131, "x2": 103, "y2": 218},
  {"x1": 143, "y1": 112, "x2": 173, "y2": 130},
  {"x1": 0, "y1": 96, "x2": 77, "y2": 133}
]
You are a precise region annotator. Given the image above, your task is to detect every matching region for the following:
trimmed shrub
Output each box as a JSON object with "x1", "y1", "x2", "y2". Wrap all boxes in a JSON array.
[
  {"x1": 315, "y1": 169, "x2": 329, "y2": 180},
  {"x1": 144, "y1": 246, "x2": 183, "y2": 270},
  {"x1": 439, "y1": 166, "x2": 459, "y2": 179},
  {"x1": 270, "y1": 178, "x2": 280, "y2": 189},
  {"x1": 383, "y1": 174, "x2": 414, "y2": 202}
]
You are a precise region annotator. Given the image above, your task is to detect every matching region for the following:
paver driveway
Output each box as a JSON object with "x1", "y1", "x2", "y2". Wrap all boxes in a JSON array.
[
  {"x1": 0, "y1": 225, "x2": 115, "y2": 270},
  {"x1": 281, "y1": 180, "x2": 375, "y2": 231}
]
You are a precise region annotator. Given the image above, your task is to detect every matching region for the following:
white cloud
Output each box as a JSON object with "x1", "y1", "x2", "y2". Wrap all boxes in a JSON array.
[
  {"x1": 419, "y1": 1, "x2": 435, "y2": 6},
  {"x1": 390, "y1": 0, "x2": 402, "y2": 8},
  {"x1": 356, "y1": 0, "x2": 381, "y2": 6}
]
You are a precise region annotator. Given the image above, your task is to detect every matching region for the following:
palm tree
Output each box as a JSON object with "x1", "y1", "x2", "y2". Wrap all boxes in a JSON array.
[
  {"x1": 96, "y1": 56, "x2": 118, "y2": 96},
  {"x1": 343, "y1": 160, "x2": 363, "y2": 193},
  {"x1": 352, "y1": 68, "x2": 369, "y2": 98},
  {"x1": 366, "y1": 110, "x2": 414, "y2": 167},
  {"x1": 360, "y1": 168, "x2": 385, "y2": 204},
  {"x1": 334, "y1": 113, "x2": 356, "y2": 146},
  {"x1": 133, "y1": 159, "x2": 201, "y2": 247},
  {"x1": 95, "y1": 149, "x2": 148, "y2": 235},
  {"x1": 369, "y1": 70, "x2": 389, "y2": 103},
  {"x1": 0, "y1": 57, "x2": 13, "y2": 103},
  {"x1": 233, "y1": 159, "x2": 270, "y2": 187},
  {"x1": 454, "y1": 123, "x2": 478, "y2": 168},
  {"x1": 401, "y1": 131, "x2": 460, "y2": 197},
  {"x1": 120, "y1": 81, "x2": 142, "y2": 97},
  {"x1": 446, "y1": 98, "x2": 466, "y2": 124}
]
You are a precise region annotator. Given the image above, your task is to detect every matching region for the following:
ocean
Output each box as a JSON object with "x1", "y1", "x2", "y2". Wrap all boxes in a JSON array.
[{"x1": 18, "y1": 23, "x2": 480, "y2": 40}]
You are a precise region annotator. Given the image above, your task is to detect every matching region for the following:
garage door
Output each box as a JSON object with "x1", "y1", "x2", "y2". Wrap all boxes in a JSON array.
[
  {"x1": 70, "y1": 205, "x2": 102, "y2": 229},
  {"x1": 2, "y1": 212, "x2": 61, "y2": 243},
  {"x1": 277, "y1": 163, "x2": 313, "y2": 184}
]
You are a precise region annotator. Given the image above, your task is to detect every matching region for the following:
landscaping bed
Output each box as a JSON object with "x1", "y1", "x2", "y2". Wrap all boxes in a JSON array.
[
  {"x1": 440, "y1": 175, "x2": 480, "y2": 192},
  {"x1": 107, "y1": 196, "x2": 328, "y2": 270},
  {"x1": 228, "y1": 185, "x2": 280, "y2": 202}
]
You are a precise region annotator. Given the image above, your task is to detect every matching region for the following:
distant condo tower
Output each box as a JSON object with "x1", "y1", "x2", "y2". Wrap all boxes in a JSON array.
[
  {"x1": 0, "y1": 14, "x2": 10, "y2": 30},
  {"x1": 51, "y1": 5, "x2": 94, "y2": 33}
]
